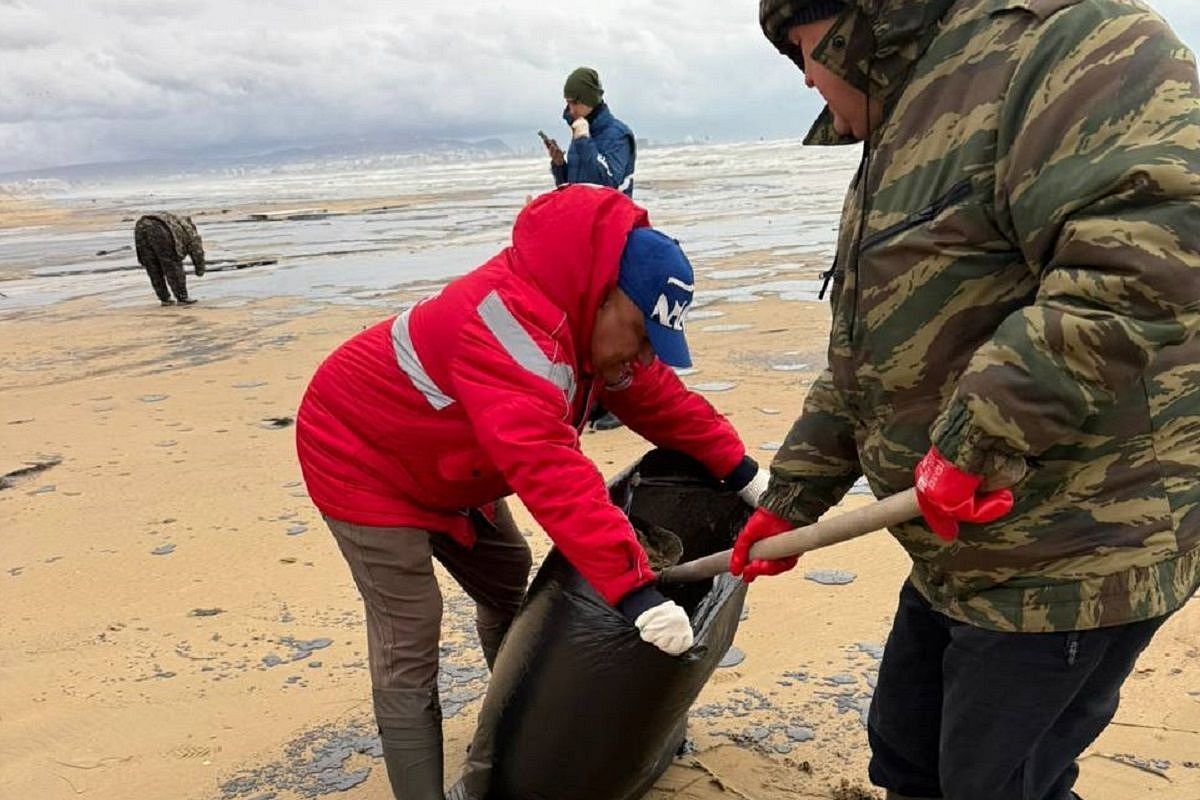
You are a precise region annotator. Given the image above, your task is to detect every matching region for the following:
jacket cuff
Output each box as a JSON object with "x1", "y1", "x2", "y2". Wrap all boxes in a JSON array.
[
  {"x1": 930, "y1": 399, "x2": 1025, "y2": 479},
  {"x1": 616, "y1": 583, "x2": 667, "y2": 622},
  {"x1": 722, "y1": 456, "x2": 759, "y2": 492},
  {"x1": 759, "y1": 480, "x2": 821, "y2": 527}
]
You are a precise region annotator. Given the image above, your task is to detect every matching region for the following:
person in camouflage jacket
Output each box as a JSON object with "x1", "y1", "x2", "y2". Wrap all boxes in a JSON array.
[
  {"x1": 134, "y1": 211, "x2": 206, "y2": 305},
  {"x1": 738, "y1": 1, "x2": 1200, "y2": 798}
]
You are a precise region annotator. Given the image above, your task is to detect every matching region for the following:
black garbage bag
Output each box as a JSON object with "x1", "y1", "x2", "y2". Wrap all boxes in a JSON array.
[{"x1": 450, "y1": 449, "x2": 752, "y2": 800}]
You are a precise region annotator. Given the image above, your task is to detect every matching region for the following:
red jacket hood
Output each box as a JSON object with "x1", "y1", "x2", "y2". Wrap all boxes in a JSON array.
[{"x1": 506, "y1": 185, "x2": 649, "y2": 365}]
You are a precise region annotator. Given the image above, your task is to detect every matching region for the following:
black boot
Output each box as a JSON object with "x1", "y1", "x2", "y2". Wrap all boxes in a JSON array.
[
  {"x1": 374, "y1": 687, "x2": 444, "y2": 799},
  {"x1": 444, "y1": 782, "x2": 476, "y2": 800},
  {"x1": 589, "y1": 410, "x2": 624, "y2": 431}
]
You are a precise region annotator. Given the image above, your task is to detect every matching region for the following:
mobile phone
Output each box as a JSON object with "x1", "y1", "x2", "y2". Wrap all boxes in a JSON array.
[{"x1": 538, "y1": 130, "x2": 552, "y2": 145}]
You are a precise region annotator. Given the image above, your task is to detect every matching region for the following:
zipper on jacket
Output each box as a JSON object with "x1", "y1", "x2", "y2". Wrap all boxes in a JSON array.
[
  {"x1": 574, "y1": 378, "x2": 601, "y2": 430},
  {"x1": 858, "y1": 179, "x2": 973, "y2": 254},
  {"x1": 818, "y1": 255, "x2": 839, "y2": 301},
  {"x1": 848, "y1": 143, "x2": 873, "y2": 340},
  {"x1": 821, "y1": 149, "x2": 869, "y2": 315}
]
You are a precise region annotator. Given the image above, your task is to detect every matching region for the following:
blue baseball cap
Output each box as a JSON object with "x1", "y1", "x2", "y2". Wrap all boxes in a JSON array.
[{"x1": 617, "y1": 227, "x2": 695, "y2": 368}]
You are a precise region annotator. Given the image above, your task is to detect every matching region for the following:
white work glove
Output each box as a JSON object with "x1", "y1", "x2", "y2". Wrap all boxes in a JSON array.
[
  {"x1": 570, "y1": 116, "x2": 590, "y2": 139},
  {"x1": 738, "y1": 468, "x2": 771, "y2": 508},
  {"x1": 724, "y1": 456, "x2": 770, "y2": 508},
  {"x1": 634, "y1": 601, "x2": 693, "y2": 655},
  {"x1": 617, "y1": 585, "x2": 694, "y2": 655}
]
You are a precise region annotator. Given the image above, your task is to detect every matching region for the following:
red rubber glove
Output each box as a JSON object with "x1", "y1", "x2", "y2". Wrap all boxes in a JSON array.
[
  {"x1": 729, "y1": 508, "x2": 796, "y2": 583},
  {"x1": 914, "y1": 446, "x2": 1013, "y2": 541}
]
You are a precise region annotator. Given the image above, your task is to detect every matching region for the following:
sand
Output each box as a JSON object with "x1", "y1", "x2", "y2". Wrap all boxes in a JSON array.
[
  {"x1": 1, "y1": 227, "x2": 1197, "y2": 800},
  {"x1": 0, "y1": 192, "x2": 132, "y2": 233},
  {"x1": 0, "y1": 194, "x2": 80, "y2": 230}
]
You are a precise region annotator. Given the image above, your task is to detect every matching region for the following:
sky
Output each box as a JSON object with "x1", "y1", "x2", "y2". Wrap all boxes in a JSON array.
[{"x1": 2, "y1": 0, "x2": 1199, "y2": 175}]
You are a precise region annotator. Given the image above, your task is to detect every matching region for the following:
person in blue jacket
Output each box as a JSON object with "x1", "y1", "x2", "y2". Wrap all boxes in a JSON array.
[
  {"x1": 545, "y1": 67, "x2": 637, "y2": 198},
  {"x1": 545, "y1": 66, "x2": 640, "y2": 431}
]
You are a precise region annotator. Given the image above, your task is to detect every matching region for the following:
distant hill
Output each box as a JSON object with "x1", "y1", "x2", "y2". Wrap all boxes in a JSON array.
[{"x1": 0, "y1": 134, "x2": 517, "y2": 191}]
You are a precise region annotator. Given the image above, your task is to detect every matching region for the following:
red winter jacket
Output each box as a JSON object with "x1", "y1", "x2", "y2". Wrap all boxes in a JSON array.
[{"x1": 296, "y1": 185, "x2": 746, "y2": 604}]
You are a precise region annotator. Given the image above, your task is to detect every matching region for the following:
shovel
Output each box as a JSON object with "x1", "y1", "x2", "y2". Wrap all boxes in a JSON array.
[{"x1": 656, "y1": 487, "x2": 921, "y2": 584}]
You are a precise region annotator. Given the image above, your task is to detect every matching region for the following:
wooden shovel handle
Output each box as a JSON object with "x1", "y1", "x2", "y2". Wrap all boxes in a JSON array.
[{"x1": 656, "y1": 488, "x2": 921, "y2": 584}]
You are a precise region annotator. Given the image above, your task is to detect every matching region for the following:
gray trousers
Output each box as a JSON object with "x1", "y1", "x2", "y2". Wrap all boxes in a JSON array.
[
  {"x1": 326, "y1": 501, "x2": 532, "y2": 692},
  {"x1": 327, "y1": 503, "x2": 532, "y2": 798}
]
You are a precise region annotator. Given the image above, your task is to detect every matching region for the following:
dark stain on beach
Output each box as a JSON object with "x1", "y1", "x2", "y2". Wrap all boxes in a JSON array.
[
  {"x1": 805, "y1": 569, "x2": 857, "y2": 586},
  {"x1": 218, "y1": 722, "x2": 381, "y2": 799},
  {"x1": 0, "y1": 456, "x2": 62, "y2": 491}
]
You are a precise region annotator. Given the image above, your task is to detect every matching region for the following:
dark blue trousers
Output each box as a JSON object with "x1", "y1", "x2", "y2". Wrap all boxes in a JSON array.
[{"x1": 868, "y1": 581, "x2": 1170, "y2": 800}]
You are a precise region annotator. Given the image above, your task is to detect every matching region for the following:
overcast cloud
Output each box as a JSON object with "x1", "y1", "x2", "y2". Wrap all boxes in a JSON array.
[{"x1": 2, "y1": 1, "x2": 1198, "y2": 174}]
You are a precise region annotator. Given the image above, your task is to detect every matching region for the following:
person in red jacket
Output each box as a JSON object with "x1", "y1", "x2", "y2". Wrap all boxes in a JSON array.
[{"x1": 295, "y1": 184, "x2": 767, "y2": 799}]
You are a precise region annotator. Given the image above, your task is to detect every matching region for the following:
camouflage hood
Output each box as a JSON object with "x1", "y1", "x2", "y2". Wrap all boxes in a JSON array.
[{"x1": 800, "y1": 0, "x2": 957, "y2": 145}]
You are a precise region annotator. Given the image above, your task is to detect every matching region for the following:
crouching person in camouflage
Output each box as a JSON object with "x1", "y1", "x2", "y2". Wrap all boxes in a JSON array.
[
  {"x1": 736, "y1": 2, "x2": 1200, "y2": 799},
  {"x1": 134, "y1": 211, "x2": 206, "y2": 305}
]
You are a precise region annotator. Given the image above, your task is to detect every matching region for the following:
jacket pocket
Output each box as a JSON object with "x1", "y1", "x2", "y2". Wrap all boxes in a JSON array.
[{"x1": 859, "y1": 179, "x2": 974, "y2": 253}]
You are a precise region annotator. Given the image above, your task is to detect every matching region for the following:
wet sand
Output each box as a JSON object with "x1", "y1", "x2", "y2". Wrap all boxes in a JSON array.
[
  {"x1": 2, "y1": 221, "x2": 1198, "y2": 800},
  {"x1": 0, "y1": 192, "x2": 135, "y2": 233},
  {"x1": 0, "y1": 194, "x2": 80, "y2": 230}
]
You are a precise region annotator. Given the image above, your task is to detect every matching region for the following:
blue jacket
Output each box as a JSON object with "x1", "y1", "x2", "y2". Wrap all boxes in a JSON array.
[{"x1": 551, "y1": 103, "x2": 636, "y2": 197}]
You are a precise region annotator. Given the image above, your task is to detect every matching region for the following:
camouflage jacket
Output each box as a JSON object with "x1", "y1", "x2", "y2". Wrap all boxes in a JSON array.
[
  {"x1": 144, "y1": 211, "x2": 206, "y2": 274},
  {"x1": 762, "y1": 0, "x2": 1200, "y2": 632}
]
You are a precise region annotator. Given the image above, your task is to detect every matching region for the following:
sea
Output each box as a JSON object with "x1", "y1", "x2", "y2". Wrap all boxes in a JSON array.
[{"x1": 0, "y1": 138, "x2": 860, "y2": 313}]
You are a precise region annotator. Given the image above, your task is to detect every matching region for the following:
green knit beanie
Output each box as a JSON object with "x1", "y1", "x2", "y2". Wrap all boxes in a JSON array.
[{"x1": 563, "y1": 67, "x2": 604, "y2": 108}]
